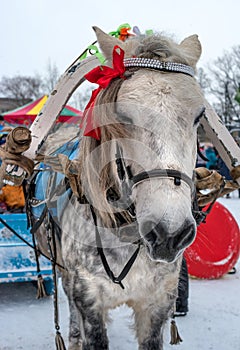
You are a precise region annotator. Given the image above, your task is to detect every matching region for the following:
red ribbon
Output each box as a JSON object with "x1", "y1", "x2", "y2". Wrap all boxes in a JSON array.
[{"x1": 82, "y1": 45, "x2": 126, "y2": 140}]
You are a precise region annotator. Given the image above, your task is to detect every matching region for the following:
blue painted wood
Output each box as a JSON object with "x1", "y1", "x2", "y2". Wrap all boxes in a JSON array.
[
  {"x1": 0, "y1": 139, "x2": 79, "y2": 293},
  {"x1": 0, "y1": 212, "x2": 53, "y2": 293}
]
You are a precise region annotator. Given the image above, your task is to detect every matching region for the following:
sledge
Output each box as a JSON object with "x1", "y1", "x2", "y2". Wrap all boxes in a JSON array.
[
  {"x1": 0, "y1": 25, "x2": 239, "y2": 291},
  {"x1": 0, "y1": 24, "x2": 239, "y2": 350}
]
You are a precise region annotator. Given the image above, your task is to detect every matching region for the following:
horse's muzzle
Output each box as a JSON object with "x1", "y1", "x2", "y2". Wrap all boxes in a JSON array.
[{"x1": 139, "y1": 219, "x2": 196, "y2": 263}]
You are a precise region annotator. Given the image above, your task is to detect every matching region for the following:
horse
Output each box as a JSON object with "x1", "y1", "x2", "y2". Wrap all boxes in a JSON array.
[{"x1": 32, "y1": 26, "x2": 205, "y2": 350}]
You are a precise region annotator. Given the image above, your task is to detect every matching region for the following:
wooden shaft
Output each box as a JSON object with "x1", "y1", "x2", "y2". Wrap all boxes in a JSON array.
[
  {"x1": 201, "y1": 100, "x2": 240, "y2": 185},
  {"x1": 24, "y1": 55, "x2": 99, "y2": 159}
]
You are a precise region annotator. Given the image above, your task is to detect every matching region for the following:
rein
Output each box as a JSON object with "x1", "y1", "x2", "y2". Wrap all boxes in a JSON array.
[{"x1": 90, "y1": 204, "x2": 141, "y2": 289}]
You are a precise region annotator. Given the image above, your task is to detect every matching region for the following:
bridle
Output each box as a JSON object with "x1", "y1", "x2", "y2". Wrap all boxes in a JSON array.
[
  {"x1": 106, "y1": 57, "x2": 202, "y2": 223},
  {"x1": 112, "y1": 143, "x2": 195, "y2": 213},
  {"x1": 97, "y1": 142, "x2": 200, "y2": 289},
  {"x1": 90, "y1": 57, "x2": 205, "y2": 288}
]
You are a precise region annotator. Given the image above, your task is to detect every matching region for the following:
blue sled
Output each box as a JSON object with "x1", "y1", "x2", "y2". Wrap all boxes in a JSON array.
[{"x1": 0, "y1": 212, "x2": 54, "y2": 295}]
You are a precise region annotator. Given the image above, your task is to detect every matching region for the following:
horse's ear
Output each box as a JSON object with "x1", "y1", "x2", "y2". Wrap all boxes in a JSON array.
[
  {"x1": 179, "y1": 35, "x2": 202, "y2": 68},
  {"x1": 92, "y1": 26, "x2": 125, "y2": 63}
]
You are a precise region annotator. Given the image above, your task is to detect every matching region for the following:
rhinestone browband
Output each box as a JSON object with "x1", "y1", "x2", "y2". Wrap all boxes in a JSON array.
[{"x1": 123, "y1": 58, "x2": 195, "y2": 77}]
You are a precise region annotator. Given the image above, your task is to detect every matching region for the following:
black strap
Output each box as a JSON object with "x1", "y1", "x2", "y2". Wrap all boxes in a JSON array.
[
  {"x1": 30, "y1": 204, "x2": 49, "y2": 234},
  {"x1": 0, "y1": 216, "x2": 65, "y2": 269},
  {"x1": 90, "y1": 205, "x2": 141, "y2": 289},
  {"x1": 131, "y1": 169, "x2": 194, "y2": 193},
  {"x1": 192, "y1": 190, "x2": 207, "y2": 226}
]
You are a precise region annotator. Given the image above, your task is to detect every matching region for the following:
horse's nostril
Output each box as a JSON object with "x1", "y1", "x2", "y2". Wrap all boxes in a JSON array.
[
  {"x1": 140, "y1": 221, "x2": 157, "y2": 245},
  {"x1": 145, "y1": 231, "x2": 157, "y2": 245},
  {"x1": 175, "y1": 223, "x2": 196, "y2": 250}
]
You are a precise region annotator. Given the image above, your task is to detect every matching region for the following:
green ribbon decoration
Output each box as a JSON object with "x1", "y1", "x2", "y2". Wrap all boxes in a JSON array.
[
  {"x1": 79, "y1": 50, "x2": 88, "y2": 61},
  {"x1": 78, "y1": 24, "x2": 153, "y2": 65},
  {"x1": 87, "y1": 45, "x2": 105, "y2": 64},
  {"x1": 145, "y1": 29, "x2": 153, "y2": 35},
  {"x1": 79, "y1": 23, "x2": 132, "y2": 63},
  {"x1": 109, "y1": 23, "x2": 132, "y2": 37},
  {"x1": 79, "y1": 23, "x2": 133, "y2": 64},
  {"x1": 79, "y1": 44, "x2": 105, "y2": 64}
]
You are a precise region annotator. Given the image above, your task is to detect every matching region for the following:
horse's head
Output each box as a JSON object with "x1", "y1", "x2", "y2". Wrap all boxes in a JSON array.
[{"x1": 80, "y1": 27, "x2": 205, "y2": 263}]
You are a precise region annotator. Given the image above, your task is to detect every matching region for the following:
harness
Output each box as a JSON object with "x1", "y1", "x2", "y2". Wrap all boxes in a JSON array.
[
  {"x1": 3, "y1": 133, "x2": 222, "y2": 293},
  {"x1": 1, "y1": 26, "x2": 239, "y2": 350},
  {"x1": 0, "y1": 57, "x2": 228, "y2": 290}
]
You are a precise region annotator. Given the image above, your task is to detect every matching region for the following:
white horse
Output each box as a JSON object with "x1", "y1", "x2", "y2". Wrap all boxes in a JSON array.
[{"x1": 38, "y1": 27, "x2": 205, "y2": 349}]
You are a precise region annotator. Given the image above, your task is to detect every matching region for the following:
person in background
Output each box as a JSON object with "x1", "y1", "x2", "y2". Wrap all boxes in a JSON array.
[
  {"x1": 0, "y1": 184, "x2": 25, "y2": 212},
  {"x1": 0, "y1": 115, "x2": 11, "y2": 133},
  {"x1": 0, "y1": 132, "x2": 8, "y2": 146},
  {"x1": 205, "y1": 143, "x2": 218, "y2": 170},
  {"x1": 196, "y1": 143, "x2": 207, "y2": 168},
  {"x1": 0, "y1": 115, "x2": 5, "y2": 132},
  {"x1": 217, "y1": 157, "x2": 240, "y2": 198}
]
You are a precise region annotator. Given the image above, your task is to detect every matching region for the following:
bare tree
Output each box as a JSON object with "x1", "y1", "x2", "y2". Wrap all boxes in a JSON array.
[
  {"x1": 197, "y1": 67, "x2": 211, "y2": 93},
  {"x1": 200, "y1": 46, "x2": 240, "y2": 127},
  {"x1": 42, "y1": 59, "x2": 60, "y2": 94},
  {"x1": 70, "y1": 85, "x2": 94, "y2": 111},
  {"x1": 0, "y1": 75, "x2": 43, "y2": 106},
  {"x1": 0, "y1": 59, "x2": 60, "y2": 107}
]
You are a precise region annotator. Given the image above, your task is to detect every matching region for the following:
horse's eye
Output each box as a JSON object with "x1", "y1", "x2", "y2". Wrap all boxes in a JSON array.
[
  {"x1": 194, "y1": 107, "x2": 206, "y2": 126},
  {"x1": 117, "y1": 113, "x2": 133, "y2": 124}
]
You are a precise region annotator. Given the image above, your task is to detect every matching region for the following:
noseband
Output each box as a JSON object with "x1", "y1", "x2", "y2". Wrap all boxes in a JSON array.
[
  {"x1": 115, "y1": 143, "x2": 194, "y2": 204},
  {"x1": 131, "y1": 169, "x2": 194, "y2": 193}
]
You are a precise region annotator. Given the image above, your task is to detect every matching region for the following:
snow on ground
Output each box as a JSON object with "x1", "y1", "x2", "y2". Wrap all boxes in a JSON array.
[{"x1": 0, "y1": 193, "x2": 239, "y2": 350}]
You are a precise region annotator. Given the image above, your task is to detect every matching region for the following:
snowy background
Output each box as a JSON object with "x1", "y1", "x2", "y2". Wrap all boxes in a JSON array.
[{"x1": 0, "y1": 194, "x2": 239, "y2": 350}]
